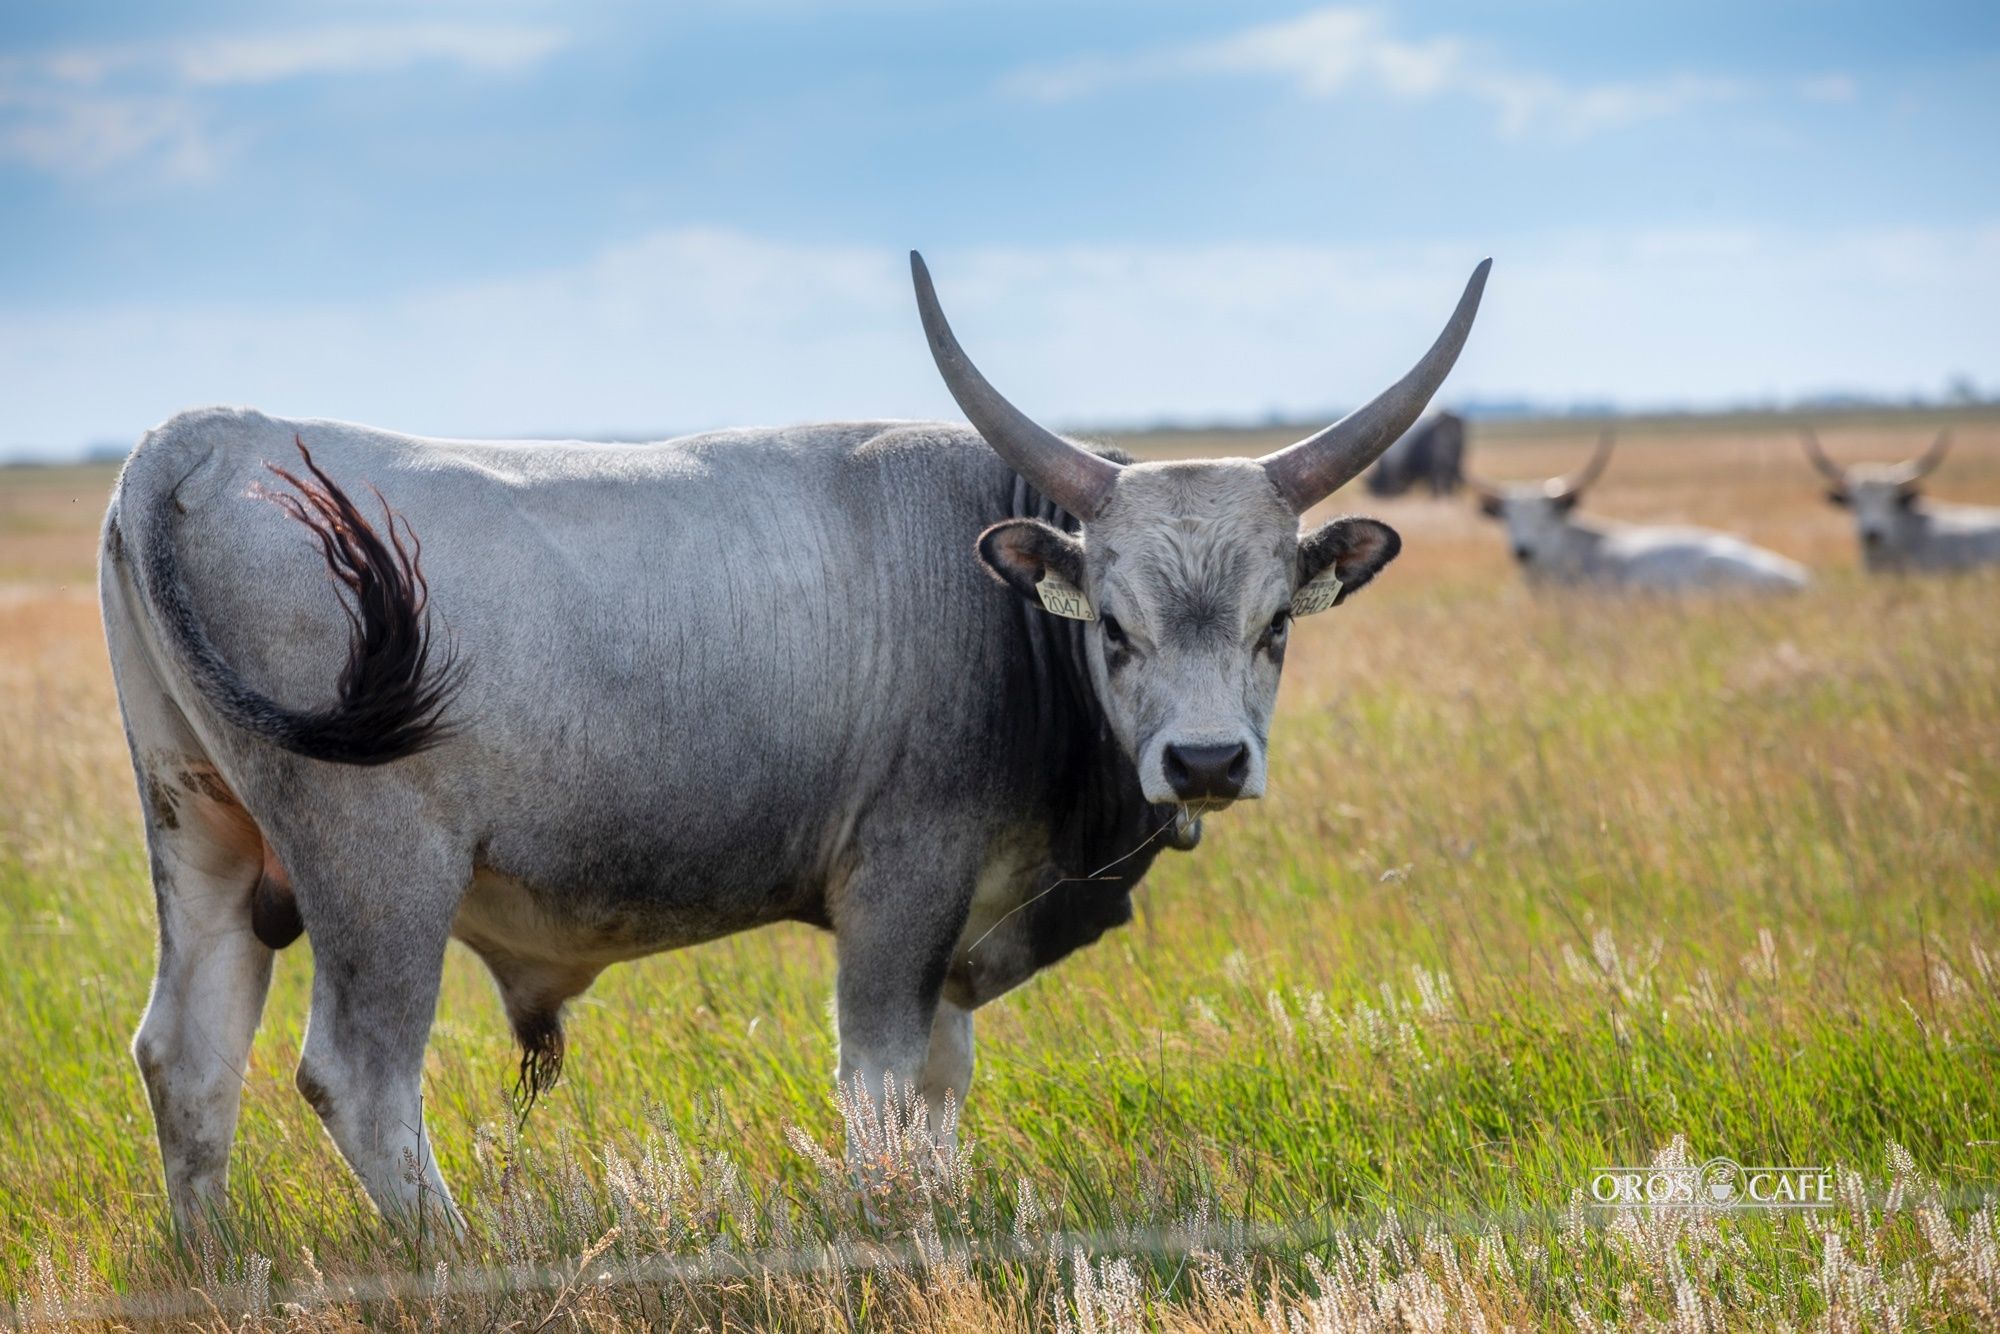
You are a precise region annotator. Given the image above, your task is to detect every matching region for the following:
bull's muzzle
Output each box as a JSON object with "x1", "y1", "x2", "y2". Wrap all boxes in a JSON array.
[{"x1": 1163, "y1": 741, "x2": 1251, "y2": 802}]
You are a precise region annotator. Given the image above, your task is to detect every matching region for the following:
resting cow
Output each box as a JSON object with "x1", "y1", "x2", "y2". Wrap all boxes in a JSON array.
[
  {"x1": 100, "y1": 254, "x2": 1488, "y2": 1228},
  {"x1": 1801, "y1": 429, "x2": 2000, "y2": 572},
  {"x1": 1470, "y1": 433, "x2": 1808, "y2": 592}
]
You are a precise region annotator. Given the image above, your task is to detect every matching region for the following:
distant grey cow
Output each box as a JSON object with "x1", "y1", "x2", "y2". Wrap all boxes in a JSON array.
[
  {"x1": 1471, "y1": 434, "x2": 1809, "y2": 591},
  {"x1": 1365, "y1": 411, "x2": 1466, "y2": 497},
  {"x1": 101, "y1": 253, "x2": 1490, "y2": 1228},
  {"x1": 1801, "y1": 430, "x2": 2000, "y2": 572}
]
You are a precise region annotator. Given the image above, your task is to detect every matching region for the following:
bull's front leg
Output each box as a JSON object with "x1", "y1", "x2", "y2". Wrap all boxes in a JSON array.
[
  {"x1": 830, "y1": 836, "x2": 976, "y2": 1143},
  {"x1": 919, "y1": 1001, "x2": 974, "y2": 1143}
]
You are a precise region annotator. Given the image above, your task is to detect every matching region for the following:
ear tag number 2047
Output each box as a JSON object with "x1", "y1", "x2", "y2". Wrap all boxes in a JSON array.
[
  {"x1": 1036, "y1": 572, "x2": 1096, "y2": 621},
  {"x1": 1290, "y1": 570, "x2": 1345, "y2": 617}
]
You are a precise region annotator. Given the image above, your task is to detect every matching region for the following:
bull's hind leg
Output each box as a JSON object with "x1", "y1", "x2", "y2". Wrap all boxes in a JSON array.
[
  {"x1": 129, "y1": 765, "x2": 277, "y2": 1230},
  {"x1": 286, "y1": 828, "x2": 466, "y2": 1229},
  {"x1": 106, "y1": 571, "x2": 280, "y2": 1230}
]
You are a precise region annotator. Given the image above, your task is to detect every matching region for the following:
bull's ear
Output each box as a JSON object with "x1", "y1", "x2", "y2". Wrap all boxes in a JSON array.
[
  {"x1": 976, "y1": 518, "x2": 1093, "y2": 617},
  {"x1": 1295, "y1": 517, "x2": 1401, "y2": 612}
]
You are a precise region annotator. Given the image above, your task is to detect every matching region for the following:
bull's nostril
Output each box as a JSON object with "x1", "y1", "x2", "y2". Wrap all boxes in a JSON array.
[
  {"x1": 1513, "y1": 545, "x2": 1532, "y2": 563},
  {"x1": 1163, "y1": 741, "x2": 1250, "y2": 801}
]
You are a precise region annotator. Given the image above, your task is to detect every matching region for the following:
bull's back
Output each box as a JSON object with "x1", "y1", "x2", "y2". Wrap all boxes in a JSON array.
[
  {"x1": 114, "y1": 408, "x2": 1028, "y2": 926},
  {"x1": 1607, "y1": 526, "x2": 1808, "y2": 590},
  {"x1": 1924, "y1": 505, "x2": 2000, "y2": 568}
]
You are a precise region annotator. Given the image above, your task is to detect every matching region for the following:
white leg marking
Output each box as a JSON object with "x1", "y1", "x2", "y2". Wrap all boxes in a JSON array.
[{"x1": 919, "y1": 1000, "x2": 975, "y2": 1144}]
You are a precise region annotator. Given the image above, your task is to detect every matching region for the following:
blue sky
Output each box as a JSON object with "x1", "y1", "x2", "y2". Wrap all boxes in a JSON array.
[{"x1": 2, "y1": 1, "x2": 1997, "y2": 458}]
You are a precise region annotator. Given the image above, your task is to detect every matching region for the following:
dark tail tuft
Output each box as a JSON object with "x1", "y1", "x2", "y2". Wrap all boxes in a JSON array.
[
  {"x1": 511, "y1": 1008, "x2": 566, "y2": 1123},
  {"x1": 248, "y1": 436, "x2": 466, "y2": 764}
]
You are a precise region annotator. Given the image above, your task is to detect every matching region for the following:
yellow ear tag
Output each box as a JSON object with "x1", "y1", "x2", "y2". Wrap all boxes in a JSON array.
[
  {"x1": 1290, "y1": 570, "x2": 1345, "y2": 617},
  {"x1": 1036, "y1": 572, "x2": 1096, "y2": 621}
]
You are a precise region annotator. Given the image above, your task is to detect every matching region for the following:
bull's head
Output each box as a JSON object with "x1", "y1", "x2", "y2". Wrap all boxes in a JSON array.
[
  {"x1": 912, "y1": 252, "x2": 1488, "y2": 808},
  {"x1": 1467, "y1": 433, "x2": 1613, "y2": 568},
  {"x1": 1801, "y1": 429, "x2": 1950, "y2": 570}
]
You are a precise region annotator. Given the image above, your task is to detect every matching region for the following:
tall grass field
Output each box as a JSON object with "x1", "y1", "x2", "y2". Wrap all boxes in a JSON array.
[{"x1": 3, "y1": 413, "x2": 1998, "y2": 1329}]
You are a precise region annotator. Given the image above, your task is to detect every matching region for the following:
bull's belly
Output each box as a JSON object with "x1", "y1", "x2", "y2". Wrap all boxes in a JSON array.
[{"x1": 452, "y1": 863, "x2": 818, "y2": 969}]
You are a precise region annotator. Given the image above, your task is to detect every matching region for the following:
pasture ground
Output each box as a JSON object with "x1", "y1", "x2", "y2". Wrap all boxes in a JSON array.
[{"x1": 2, "y1": 411, "x2": 1998, "y2": 1329}]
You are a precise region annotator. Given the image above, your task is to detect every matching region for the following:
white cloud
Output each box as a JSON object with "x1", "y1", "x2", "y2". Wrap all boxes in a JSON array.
[
  {"x1": 1475, "y1": 71, "x2": 1747, "y2": 138},
  {"x1": 0, "y1": 86, "x2": 222, "y2": 183},
  {"x1": 4, "y1": 223, "x2": 1998, "y2": 458},
  {"x1": 168, "y1": 23, "x2": 568, "y2": 87},
  {"x1": 1800, "y1": 72, "x2": 1858, "y2": 103},
  {"x1": 0, "y1": 22, "x2": 567, "y2": 181},
  {"x1": 28, "y1": 22, "x2": 569, "y2": 88},
  {"x1": 1006, "y1": 9, "x2": 1465, "y2": 103},
  {"x1": 1004, "y1": 6, "x2": 1747, "y2": 139}
]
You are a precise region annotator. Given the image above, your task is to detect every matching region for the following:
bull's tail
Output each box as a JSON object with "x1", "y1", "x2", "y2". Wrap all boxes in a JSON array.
[{"x1": 129, "y1": 433, "x2": 464, "y2": 766}]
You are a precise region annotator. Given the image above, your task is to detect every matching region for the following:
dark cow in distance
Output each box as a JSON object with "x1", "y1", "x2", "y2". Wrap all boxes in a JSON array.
[
  {"x1": 100, "y1": 253, "x2": 1489, "y2": 1229},
  {"x1": 1365, "y1": 411, "x2": 1466, "y2": 497}
]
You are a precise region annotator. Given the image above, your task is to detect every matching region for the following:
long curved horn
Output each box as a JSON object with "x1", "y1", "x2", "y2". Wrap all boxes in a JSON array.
[
  {"x1": 1549, "y1": 430, "x2": 1614, "y2": 500},
  {"x1": 1799, "y1": 428, "x2": 1846, "y2": 484},
  {"x1": 910, "y1": 251, "x2": 1122, "y2": 520},
  {"x1": 1259, "y1": 259, "x2": 1491, "y2": 513},
  {"x1": 1893, "y1": 429, "x2": 1951, "y2": 484}
]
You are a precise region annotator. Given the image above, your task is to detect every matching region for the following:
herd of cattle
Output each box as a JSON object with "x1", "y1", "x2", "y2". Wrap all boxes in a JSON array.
[
  {"x1": 1369, "y1": 411, "x2": 2000, "y2": 588},
  {"x1": 97, "y1": 255, "x2": 1995, "y2": 1231}
]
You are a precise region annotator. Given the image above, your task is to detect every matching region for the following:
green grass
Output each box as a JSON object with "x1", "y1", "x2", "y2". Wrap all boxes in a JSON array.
[{"x1": 2, "y1": 438, "x2": 1999, "y2": 1327}]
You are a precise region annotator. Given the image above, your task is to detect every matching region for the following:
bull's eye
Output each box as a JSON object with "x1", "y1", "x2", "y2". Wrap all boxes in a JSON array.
[
  {"x1": 1259, "y1": 610, "x2": 1290, "y2": 652},
  {"x1": 1100, "y1": 615, "x2": 1128, "y2": 648}
]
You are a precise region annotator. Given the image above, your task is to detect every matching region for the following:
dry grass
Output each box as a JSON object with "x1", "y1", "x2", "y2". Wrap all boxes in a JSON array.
[{"x1": 2, "y1": 412, "x2": 1998, "y2": 1329}]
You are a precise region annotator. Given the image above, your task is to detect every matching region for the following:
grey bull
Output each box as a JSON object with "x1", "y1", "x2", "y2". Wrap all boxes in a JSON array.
[
  {"x1": 1801, "y1": 429, "x2": 2000, "y2": 572},
  {"x1": 1471, "y1": 433, "x2": 1809, "y2": 592},
  {"x1": 100, "y1": 253, "x2": 1489, "y2": 1228}
]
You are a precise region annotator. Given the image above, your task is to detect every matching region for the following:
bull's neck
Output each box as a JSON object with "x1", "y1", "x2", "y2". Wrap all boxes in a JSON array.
[
  {"x1": 1559, "y1": 513, "x2": 1612, "y2": 563},
  {"x1": 1004, "y1": 476, "x2": 1175, "y2": 881}
]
